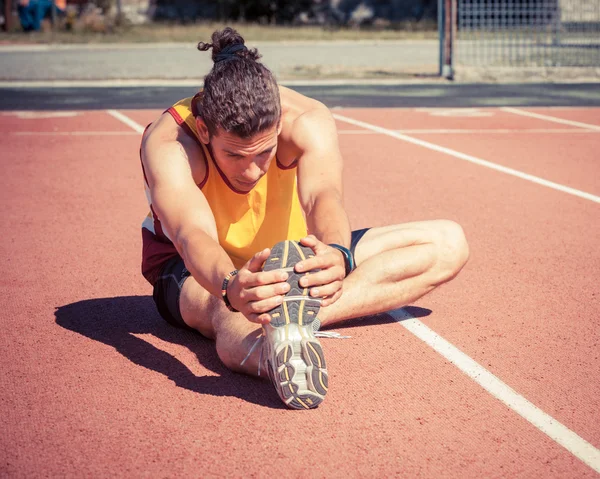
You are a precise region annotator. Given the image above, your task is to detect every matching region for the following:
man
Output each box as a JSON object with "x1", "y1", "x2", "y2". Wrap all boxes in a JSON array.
[
  {"x1": 140, "y1": 28, "x2": 469, "y2": 410},
  {"x1": 17, "y1": 0, "x2": 65, "y2": 32}
]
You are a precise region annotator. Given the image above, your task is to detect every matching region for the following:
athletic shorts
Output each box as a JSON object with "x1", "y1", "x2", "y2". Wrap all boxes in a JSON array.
[{"x1": 152, "y1": 228, "x2": 371, "y2": 331}]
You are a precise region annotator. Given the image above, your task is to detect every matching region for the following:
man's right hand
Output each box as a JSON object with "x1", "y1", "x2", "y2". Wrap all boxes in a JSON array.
[{"x1": 226, "y1": 248, "x2": 290, "y2": 324}]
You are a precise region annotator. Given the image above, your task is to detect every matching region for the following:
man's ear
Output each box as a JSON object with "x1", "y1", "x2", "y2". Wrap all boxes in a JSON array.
[
  {"x1": 277, "y1": 121, "x2": 283, "y2": 136},
  {"x1": 195, "y1": 117, "x2": 210, "y2": 144}
]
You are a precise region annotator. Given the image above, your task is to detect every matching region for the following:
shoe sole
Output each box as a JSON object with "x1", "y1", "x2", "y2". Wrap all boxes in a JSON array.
[{"x1": 262, "y1": 240, "x2": 328, "y2": 410}]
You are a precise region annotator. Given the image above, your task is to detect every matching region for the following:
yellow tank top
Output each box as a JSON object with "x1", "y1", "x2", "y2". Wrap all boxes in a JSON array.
[{"x1": 166, "y1": 95, "x2": 308, "y2": 269}]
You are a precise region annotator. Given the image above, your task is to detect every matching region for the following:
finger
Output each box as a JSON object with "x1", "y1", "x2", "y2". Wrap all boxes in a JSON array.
[
  {"x1": 238, "y1": 269, "x2": 289, "y2": 289},
  {"x1": 245, "y1": 248, "x2": 271, "y2": 273},
  {"x1": 299, "y1": 235, "x2": 330, "y2": 256},
  {"x1": 298, "y1": 267, "x2": 345, "y2": 289},
  {"x1": 255, "y1": 269, "x2": 289, "y2": 285},
  {"x1": 308, "y1": 281, "x2": 342, "y2": 299},
  {"x1": 299, "y1": 235, "x2": 318, "y2": 248},
  {"x1": 246, "y1": 313, "x2": 271, "y2": 325},
  {"x1": 255, "y1": 313, "x2": 272, "y2": 325},
  {"x1": 244, "y1": 282, "x2": 290, "y2": 302},
  {"x1": 295, "y1": 250, "x2": 341, "y2": 274},
  {"x1": 246, "y1": 295, "x2": 284, "y2": 315},
  {"x1": 301, "y1": 234, "x2": 333, "y2": 255},
  {"x1": 321, "y1": 290, "x2": 342, "y2": 308},
  {"x1": 295, "y1": 253, "x2": 329, "y2": 273}
]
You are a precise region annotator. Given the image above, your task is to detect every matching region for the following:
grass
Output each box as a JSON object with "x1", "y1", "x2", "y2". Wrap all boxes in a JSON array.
[{"x1": 0, "y1": 20, "x2": 438, "y2": 44}]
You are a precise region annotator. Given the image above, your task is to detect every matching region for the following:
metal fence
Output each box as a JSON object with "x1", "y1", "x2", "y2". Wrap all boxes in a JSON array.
[{"x1": 445, "y1": 0, "x2": 600, "y2": 69}]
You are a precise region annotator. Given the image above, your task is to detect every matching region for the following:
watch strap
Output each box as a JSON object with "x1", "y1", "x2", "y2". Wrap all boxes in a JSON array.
[{"x1": 328, "y1": 243, "x2": 355, "y2": 277}]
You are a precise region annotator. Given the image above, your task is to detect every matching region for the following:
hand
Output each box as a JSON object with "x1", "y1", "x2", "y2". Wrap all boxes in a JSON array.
[
  {"x1": 295, "y1": 235, "x2": 346, "y2": 307},
  {"x1": 226, "y1": 248, "x2": 291, "y2": 325}
]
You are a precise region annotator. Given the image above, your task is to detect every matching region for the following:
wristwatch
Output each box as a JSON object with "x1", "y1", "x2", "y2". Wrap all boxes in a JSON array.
[{"x1": 328, "y1": 243, "x2": 355, "y2": 277}]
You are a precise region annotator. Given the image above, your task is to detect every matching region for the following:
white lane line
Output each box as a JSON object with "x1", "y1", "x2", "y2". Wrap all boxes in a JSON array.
[
  {"x1": 12, "y1": 128, "x2": 592, "y2": 137},
  {"x1": 336, "y1": 128, "x2": 598, "y2": 135},
  {"x1": 11, "y1": 131, "x2": 138, "y2": 136},
  {"x1": 332, "y1": 113, "x2": 600, "y2": 204},
  {"x1": 1, "y1": 111, "x2": 80, "y2": 119},
  {"x1": 106, "y1": 109, "x2": 145, "y2": 134},
  {"x1": 389, "y1": 308, "x2": 600, "y2": 473},
  {"x1": 526, "y1": 106, "x2": 600, "y2": 110},
  {"x1": 502, "y1": 107, "x2": 600, "y2": 132}
]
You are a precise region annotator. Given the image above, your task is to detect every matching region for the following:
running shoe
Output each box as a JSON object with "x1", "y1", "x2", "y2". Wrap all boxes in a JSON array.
[{"x1": 261, "y1": 240, "x2": 328, "y2": 409}]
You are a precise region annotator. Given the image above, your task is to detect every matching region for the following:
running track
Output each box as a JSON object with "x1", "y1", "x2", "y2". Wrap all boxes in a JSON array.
[{"x1": 1, "y1": 105, "x2": 599, "y2": 477}]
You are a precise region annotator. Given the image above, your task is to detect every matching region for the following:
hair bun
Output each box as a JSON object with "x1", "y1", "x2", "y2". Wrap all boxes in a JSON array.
[{"x1": 197, "y1": 27, "x2": 261, "y2": 63}]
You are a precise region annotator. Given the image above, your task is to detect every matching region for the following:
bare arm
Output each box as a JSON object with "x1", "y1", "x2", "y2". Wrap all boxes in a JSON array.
[
  {"x1": 294, "y1": 107, "x2": 351, "y2": 248},
  {"x1": 141, "y1": 118, "x2": 234, "y2": 298},
  {"x1": 141, "y1": 116, "x2": 288, "y2": 323},
  {"x1": 292, "y1": 106, "x2": 351, "y2": 305}
]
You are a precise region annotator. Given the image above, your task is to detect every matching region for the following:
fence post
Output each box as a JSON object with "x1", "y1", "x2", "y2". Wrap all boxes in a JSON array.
[
  {"x1": 442, "y1": 0, "x2": 456, "y2": 79},
  {"x1": 438, "y1": 0, "x2": 445, "y2": 76}
]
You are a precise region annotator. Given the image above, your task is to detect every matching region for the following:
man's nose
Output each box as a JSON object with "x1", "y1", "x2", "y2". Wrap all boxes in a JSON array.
[{"x1": 242, "y1": 162, "x2": 263, "y2": 181}]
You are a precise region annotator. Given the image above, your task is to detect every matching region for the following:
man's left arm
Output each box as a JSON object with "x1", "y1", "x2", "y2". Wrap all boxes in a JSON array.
[
  {"x1": 293, "y1": 107, "x2": 351, "y2": 305},
  {"x1": 295, "y1": 108, "x2": 351, "y2": 247}
]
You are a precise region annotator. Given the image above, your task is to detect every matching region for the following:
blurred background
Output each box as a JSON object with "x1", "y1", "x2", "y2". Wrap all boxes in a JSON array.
[{"x1": 0, "y1": 0, "x2": 598, "y2": 89}]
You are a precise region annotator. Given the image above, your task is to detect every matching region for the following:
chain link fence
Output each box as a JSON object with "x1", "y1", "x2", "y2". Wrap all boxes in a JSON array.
[{"x1": 455, "y1": 0, "x2": 600, "y2": 67}]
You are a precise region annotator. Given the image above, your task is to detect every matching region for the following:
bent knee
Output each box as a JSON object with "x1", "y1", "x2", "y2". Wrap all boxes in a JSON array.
[{"x1": 432, "y1": 220, "x2": 469, "y2": 283}]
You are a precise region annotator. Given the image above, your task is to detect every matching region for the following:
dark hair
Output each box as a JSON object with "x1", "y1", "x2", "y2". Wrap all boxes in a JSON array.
[{"x1": 197, "y1": 28, "x2": 281, "y2": 139}]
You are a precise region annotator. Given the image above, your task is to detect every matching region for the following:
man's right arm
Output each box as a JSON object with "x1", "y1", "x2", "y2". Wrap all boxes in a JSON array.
[{"x1": 141, "y1": 119, "x2": 234, "y2": 299}]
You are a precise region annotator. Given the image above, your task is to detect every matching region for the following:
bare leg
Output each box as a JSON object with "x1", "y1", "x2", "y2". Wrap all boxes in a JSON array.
[
  {"x1": 179, "y1": 279, "x2": 265, "y2": 377},
  {"x1": 318, "y1": 220, "x2": 469, "y2": 326}
]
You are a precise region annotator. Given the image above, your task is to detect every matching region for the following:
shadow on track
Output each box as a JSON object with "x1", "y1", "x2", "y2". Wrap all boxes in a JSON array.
[{"x1": 54, "y1": 295, "x2": 284, "y2": 409}]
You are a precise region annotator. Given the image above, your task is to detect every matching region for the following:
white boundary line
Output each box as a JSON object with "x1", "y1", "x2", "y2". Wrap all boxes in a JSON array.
[
  {"x1": 337, "y1": 128, "x2": 597, "y2": 135},
  {"x1": 332, "y1": 113, "x2": 600, "y2": 204},
  {"x1": 16, "y1": 128, "x2": 592, "y2": 137},
  {"x1": 502, "y1": 107, "x2": 600, "y2": 132},
  {"x1": 106, "y1": 109, "x2": 145, "y2": 134},
  {"x1": 390, "y1": 309, "x2": 600, "y2": 473},
  {"x1": 11, "y1": 131, "x2": 138, "y2": 136},
  {"x1": 109, "y1": 108, "x2": 600, "y2": 471}
]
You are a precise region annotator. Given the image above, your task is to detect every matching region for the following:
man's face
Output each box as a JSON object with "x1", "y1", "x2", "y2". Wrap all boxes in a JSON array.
[{"x1": 203, "y1": 124, "x2": 280, "y2": 193}]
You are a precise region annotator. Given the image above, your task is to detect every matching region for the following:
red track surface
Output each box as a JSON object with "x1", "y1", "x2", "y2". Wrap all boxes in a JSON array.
[{"x1": 1, "y1": 106, "x2": 599, "y2": 477}]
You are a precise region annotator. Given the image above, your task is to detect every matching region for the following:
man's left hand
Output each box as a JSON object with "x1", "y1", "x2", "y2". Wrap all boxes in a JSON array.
[{"x1": 295, "y1": 235, "x2": 346, "y2": 307}]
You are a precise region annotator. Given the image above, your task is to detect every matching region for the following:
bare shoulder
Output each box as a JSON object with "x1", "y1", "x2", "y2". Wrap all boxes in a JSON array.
[
  {"x1": 279, "y1": 85, "x2": 327, "y2": 116},
  {"x1": 279, "y1": 85, "x2": 331, "y2": 127},
  {"x1": 141, "y1": 111, "x2": 207, "y2": 188},
  {"x1": 278, "y1": 86, "x2": 338, "y2": 156}
]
